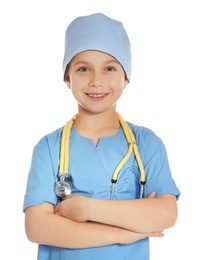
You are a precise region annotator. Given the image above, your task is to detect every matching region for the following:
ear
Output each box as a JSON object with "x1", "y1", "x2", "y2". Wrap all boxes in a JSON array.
[
  {"x1": 123, "y1": 78, "x2": 129, "y2": 89},
  {"x1": 64, "y1": 72, "x2": 71, "y2": 89}
]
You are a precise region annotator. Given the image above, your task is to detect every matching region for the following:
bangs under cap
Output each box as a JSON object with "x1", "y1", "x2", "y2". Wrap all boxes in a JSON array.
[{"x1": 63, "y1": 13, "x2": 131, "y2": 81}]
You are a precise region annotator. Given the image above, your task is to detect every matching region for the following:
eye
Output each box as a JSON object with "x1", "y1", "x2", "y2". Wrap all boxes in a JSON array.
[
  {"x1": 106, "y1": 66, "x2": 116, "y2": 72},
  {"x1": 78, "y1": 67, "x2": 89, "y2": 72}
]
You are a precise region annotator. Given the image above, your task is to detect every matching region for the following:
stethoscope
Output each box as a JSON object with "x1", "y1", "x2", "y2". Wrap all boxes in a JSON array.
[{"x1": 54, "y1": 113, "x2": 146, "y2": 200}]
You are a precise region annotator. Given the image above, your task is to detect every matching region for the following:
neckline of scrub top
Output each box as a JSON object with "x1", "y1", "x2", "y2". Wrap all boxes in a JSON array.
[{"x1": 72, "y1": 125, "x2": 123, "y2": 147}]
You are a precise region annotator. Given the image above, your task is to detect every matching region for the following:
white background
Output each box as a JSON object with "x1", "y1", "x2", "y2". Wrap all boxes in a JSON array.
[{"x1": 0, "y1": 0, "x2": 210, "y2": 259}]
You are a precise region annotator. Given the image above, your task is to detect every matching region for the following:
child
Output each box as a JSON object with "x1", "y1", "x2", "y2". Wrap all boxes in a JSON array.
[{"x1": 23, "y1": 13, "x2": 180, "y2": 260}]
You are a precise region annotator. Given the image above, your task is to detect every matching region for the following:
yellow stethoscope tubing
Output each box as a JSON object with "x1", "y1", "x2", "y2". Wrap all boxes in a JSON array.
[
  {"x1": 59, "y1": 114, "x2": 77, "y2": 175},
  {"x1": 114, "y1": 113, "x2": 146, "y2": 184},
  {"x1": 59, "y1": 113, "x2": 146, "y2": 186}
]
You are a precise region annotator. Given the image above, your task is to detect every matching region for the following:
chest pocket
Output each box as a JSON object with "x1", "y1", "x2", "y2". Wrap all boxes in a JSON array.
[{"x1": 113, "y1": 165, "x2": 140, "y2": 200}]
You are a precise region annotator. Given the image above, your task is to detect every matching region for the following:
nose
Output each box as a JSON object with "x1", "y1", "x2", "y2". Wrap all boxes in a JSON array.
[{"x1": 88, "y1": 71, "x2": 103, "y2": 88}]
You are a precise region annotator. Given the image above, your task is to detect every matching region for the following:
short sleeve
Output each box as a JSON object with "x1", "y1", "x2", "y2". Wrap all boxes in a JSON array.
[
  {"x1": 129, "y1": 123, "x2": 181, "y2": 199},
  {"x1": 23, "y1": 135, "x2": 59, "y2": 212}
]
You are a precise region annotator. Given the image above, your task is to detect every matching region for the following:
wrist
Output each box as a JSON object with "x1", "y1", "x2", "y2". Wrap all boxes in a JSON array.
[
  {"x1": 86, "y1": 197, "x2": 94, "y2": 221},
  {"x1": 87, "y1": 197, "x2": 99, "y2": 222}
]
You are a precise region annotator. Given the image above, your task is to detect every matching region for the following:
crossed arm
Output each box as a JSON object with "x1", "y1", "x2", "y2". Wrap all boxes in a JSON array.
[{"x1": 25, "y1": 192, "x2": 178, "y2": 249}]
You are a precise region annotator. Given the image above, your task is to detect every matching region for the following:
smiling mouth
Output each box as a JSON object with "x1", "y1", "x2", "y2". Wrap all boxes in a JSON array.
[
  {"x1": 85, "y1": 93, "x2": 108, "y2": 101},
  {"x1": 87, "y1": 93, "x2": 107, "y2": 97}
]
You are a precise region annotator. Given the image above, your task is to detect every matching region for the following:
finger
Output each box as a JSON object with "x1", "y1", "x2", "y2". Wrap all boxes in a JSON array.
[
  {"x1": 147, "y1": 191, "x2": 156, "y2": 198},
  {"x1": 54, "y1": 204, "x2": 59, "y2": 213},
  {"x1": 62, "y1": 195, "x2": 72, "y2": 200},
  {"x1": 148, "y1": 232, "x2": 164, "y2": 238}
]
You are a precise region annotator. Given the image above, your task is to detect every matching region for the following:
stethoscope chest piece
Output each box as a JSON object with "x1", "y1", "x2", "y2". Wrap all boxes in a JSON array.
[{"x1": 54, "y1": 175, "x2": 72, "y2": 198}]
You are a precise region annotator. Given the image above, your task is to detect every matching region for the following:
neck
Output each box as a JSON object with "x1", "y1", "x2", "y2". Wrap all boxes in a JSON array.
[{"x1": 73, "y1": 110, "x2": 120, "y2": 145}]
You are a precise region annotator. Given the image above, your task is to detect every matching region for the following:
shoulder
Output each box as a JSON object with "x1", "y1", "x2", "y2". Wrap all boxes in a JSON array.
[
  {"x1": 126, "y1": 121, "x2": 166, "y2": 153},
  {"x1": 127, "y1": 121, "x2": 161, "y2": 143},
  {"x1": 34, "y1": 126, "x2": 64, "y2": 150}
]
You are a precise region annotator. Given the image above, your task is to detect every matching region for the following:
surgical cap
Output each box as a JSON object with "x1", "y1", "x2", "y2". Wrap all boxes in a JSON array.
[{"x1": 63, "y1": 13, "x2": 131, "y2": 81}]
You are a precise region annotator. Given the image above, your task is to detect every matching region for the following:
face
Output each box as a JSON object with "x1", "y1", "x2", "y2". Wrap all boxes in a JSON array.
[{"x1": 64, "y1": 50, "x2": 128, "y2": 114}]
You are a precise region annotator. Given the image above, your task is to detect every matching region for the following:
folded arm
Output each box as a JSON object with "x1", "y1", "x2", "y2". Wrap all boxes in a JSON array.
[
  {"x1": 25, "y1": 202, "x2": 163, "y2": 249},
  {"x1": 54, "y1": 193, "x2": 178, "y2": 233}
]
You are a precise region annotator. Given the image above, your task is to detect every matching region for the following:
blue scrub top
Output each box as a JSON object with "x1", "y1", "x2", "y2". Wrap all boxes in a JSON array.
[{"x1": 23, "y1": 121, "x2": 180, "y2": 260}]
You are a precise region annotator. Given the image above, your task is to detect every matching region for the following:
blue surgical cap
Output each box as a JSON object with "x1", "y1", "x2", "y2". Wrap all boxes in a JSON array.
[{"x1": 63, "y1": 13, "x2": 131, "y2": 81}]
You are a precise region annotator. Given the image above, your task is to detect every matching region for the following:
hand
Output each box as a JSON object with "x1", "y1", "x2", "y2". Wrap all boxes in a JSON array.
[
  {"x1": 54, "y1": 191, "x2": 157, "y2": 222},
  {"x1": 54, "y1": 194, "x2": 89, "y2": 222},
  {"x1": 118, "y1": 229, "x2": 164, "y2": 245}
]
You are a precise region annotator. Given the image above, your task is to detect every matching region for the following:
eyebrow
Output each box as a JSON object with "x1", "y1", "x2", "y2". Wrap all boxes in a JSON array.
[
  {"x1": 72, "y1": 59, "x2": 120, "y2": 66},
  {"x1": 72, "y1": 60, "x2": 90, "y2": 66}
]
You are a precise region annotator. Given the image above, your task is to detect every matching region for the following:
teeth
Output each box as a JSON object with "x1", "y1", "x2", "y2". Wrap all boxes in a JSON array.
[{"x1": 89, "y1": 94, "x2": 105, "y2": 97}]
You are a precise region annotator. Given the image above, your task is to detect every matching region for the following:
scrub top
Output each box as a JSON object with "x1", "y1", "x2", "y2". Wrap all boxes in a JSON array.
[{"x1": 23, "y1": 121, "x2": 180, "y2": 260}]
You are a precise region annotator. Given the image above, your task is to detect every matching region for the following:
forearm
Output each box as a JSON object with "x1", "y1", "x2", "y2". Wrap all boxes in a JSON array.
[
  {"x1": 87, "y1": 194, "x2": 178, "y2": 233},
  {"x1": 26, "y1": 203, "x2": 159, "y2": 249},
  {"x1": 25, "y1": 203, "x2": 119, "y2": 248}
]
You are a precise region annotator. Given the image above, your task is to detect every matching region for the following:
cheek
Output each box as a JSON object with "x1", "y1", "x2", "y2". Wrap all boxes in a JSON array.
[{"x1": 117, "y1": 80, "x2": 128, "y2": 91}]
